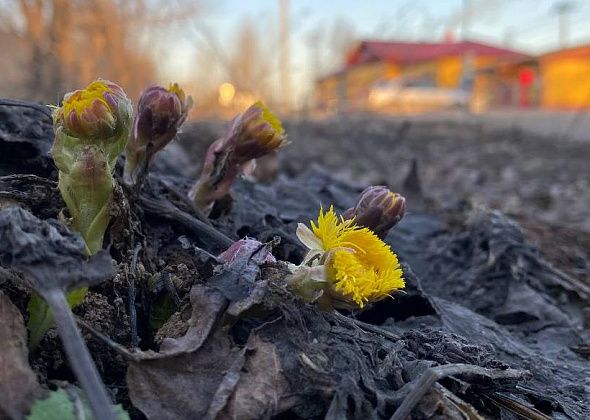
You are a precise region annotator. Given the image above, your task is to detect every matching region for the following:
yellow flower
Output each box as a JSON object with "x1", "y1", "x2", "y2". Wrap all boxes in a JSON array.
[
  {"x1": 167, "y1": 82, "x2": 192, "y2": 113},
  {"x1": 233, "y1": 100, "x2": 288, "y2": 163},
  {"x1": 54, "y1": 79, "x2": 132, "y2": 140},
  {"x1": 295, "y1": 206, "x2": 404, "y2": 308}
]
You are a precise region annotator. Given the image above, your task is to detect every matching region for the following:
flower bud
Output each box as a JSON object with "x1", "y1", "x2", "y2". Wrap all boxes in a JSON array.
[
  {"x1": 231, "y1": 101, "x2": 287, "y2": 163},
  {"x1": 54, "y1": 79, "x2": 132, "y2": 142},
  {"x1": 188, "y1": 101, "x2": 286, "y2": 214},
  {"x1": 124, "y1": 83, "x2": 193, "y2": 185},
  {"x1": 343, "y1": 186, "x2": 406, "y2": 239}
]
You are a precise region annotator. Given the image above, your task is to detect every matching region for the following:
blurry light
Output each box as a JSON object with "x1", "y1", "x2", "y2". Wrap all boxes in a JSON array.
[
  {"x1": 218, "y1": 82, "x2": 235, "y2": 107},
  {"x1": 233, "y1": 92, "x2": 257, "y2": 110}
]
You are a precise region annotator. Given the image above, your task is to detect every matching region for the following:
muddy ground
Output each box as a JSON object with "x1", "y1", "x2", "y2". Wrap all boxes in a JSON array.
[
  {"x1": 1, "y1": 106, "x2": 589, "y2": 419},
  {"x1": 180, "y1": 115, "x2": 590, "y2": 287}
]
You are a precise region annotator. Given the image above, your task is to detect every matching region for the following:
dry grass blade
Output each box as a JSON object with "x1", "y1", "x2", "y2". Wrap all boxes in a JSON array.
[
  {"x1": 390, "y1": 363, "x2": 527, "y2": 420},
  {"x1": 140, "y1": 195, "x2": 233, "y2": 251},
  {"x1": 487, "y1": 393, "x2": 552, "y2": 420},
  {"x1": 435, "y1": 384, "x2": 486, "y2": 420}
]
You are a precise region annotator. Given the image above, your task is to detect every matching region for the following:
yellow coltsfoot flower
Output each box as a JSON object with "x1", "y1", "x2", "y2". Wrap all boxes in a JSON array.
[
  {"x1": 30, "y1": 79, "x2": 132, "y2": 348},
  {"x1": 51, "y1": 79, "x2": 132, "y2": 252},
  {"x1": 290, "y1": 206, "x2": 404, "y2": 309},
  {"x1": 54, "y1": 79, "x2": 132, "y2": 146}
]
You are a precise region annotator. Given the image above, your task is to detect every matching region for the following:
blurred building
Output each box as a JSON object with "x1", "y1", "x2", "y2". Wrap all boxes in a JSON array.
[
  {"x1": 471, "y1": 58, "x2": 539, "y2": 112},
  {"x1": 539, "y1": 45, "x2": 590, "y2": 109},
  {"x1": 315, "y1": 39, "x2": 527, "y2": 113},
  {"x1": 469, "y1": 44, "x2": 590, "y2": 111}
]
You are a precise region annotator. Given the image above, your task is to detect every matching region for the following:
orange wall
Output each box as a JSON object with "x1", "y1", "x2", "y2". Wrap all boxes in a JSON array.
[
  {"x1": 540, "y1": 57, "x2": 590, "y2": 108},
  {"x1": 437, "y1": 56, "x2": 462, "y2": 87}
]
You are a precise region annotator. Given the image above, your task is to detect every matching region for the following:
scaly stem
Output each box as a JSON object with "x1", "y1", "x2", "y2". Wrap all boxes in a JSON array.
[{"x1": 44, "y1": 290, "x2": 116, "y2": 420}]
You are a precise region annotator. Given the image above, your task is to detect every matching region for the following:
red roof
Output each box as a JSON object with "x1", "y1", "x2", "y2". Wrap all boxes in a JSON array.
[{"x1": 347, "y1": 40, "x2": 528, "y2": 67}]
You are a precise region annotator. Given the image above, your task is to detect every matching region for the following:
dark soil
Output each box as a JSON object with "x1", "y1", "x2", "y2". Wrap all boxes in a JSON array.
[{"x1": 1, "y1": 104, "x2": 589, "y2": 419}]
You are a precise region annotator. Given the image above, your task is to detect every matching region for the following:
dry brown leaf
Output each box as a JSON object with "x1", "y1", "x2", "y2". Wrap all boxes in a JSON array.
[
  {"x1": 216, "y1": 334, "x2": 291, "y2": 420},
  {"x1": 0, "y1": 292, "x2": 43, "y2": 419}
]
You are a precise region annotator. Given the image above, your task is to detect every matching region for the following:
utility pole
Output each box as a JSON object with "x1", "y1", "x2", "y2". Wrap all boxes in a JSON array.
[
  {"x1": 279, "y1": 0, "x2": 290, "y2": 113},
  {"x1": 461, "y1": 0, "x2": 470, "y2": 40},
  {"x1": 553, "y1": 1, "x2": 575, "y2": 48},
  {"x1": 503, "y1": 27, "x2": 515, "y2": 48}
]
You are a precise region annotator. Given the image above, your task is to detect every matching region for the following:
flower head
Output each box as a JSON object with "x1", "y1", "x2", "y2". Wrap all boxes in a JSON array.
[
  {"x1": 124, "y1": 83, "x2": 193, "y2": 185},
  {"x1": 134, "y1": 83, "x2": 192, "y2": 149},
  {"x1": 54, "y1": 79, "x2": 132, "y2": 140},
  {"x1": 293, "y1": 206, "x2": 404, "y2": 308},
  {"x1": 343, "y1": 186, "x2": 406, "y2": 239},
  {"x1": 231, "y1": 101, "x2": 287, "y2": 163},
  {"x1": 188, "y1": 101, "x2": 287, "y2": 214}
]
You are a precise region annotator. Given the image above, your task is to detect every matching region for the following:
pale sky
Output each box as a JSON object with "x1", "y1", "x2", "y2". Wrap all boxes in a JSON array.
[{"x1": 158, "y1": 0, "x2": 590, "y2": 105}]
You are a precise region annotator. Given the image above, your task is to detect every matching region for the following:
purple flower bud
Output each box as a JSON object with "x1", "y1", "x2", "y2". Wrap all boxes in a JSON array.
[
  {"x1": 124, "y1": 83, "x2": 193, "y2": 185},
  {"x1": 344, "y1": 186, "x2": 406, "y2": 239}
]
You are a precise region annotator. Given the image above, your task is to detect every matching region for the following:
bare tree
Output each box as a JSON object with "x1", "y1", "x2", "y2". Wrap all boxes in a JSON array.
[
  {"x1": 328, "y1": 18, "x2": 356, "y2": 71},
  {"x1": 230, "y1": 20, "x2": 274, "y2": 98},
  {"x1": 2, "y1": 0, "x2": 200, "y2": 101},
  {"x1": 305, "y1": 17, "x2": 357, "y2": 83},
  {"x1": 18, "y1": 0, "x2": 47, "y2": 97}
]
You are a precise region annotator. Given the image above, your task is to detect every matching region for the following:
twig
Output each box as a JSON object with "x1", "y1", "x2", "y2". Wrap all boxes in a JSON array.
[
  {"x1": 524, "y1": 249, "x2": 590, "y2": 298},
  {"x1": 434, "y1": 383, "x2": 486, "y2": 419},
  {"x1": 44, "y1": 290, "x2": 116, "y2": 420},
  {"x1": 0, "y1": 174, "x2": 57, "y2": 186},
  {"x1": 162, "y1": 271, "x2": 181, "y2": 306},
  {"x1": 76, "y1": 317, "x2": 144, "y2": 363},
  {"x1": 141, "y1": 195, "x2": 233, "y2": 251},
  {"x1": 486, "y1": 393, "x2": 551, "y2": 420},
  {"x1": 333, "y1": 311, "x2": 400, "y2": 342},
  {"x1": 390, "y1": 364, "x2": 526, "y2": 420},
  {"x1": 159, "y1": 178, "x2": 213, "y2": 225},
  {"x1": 128, "y1": 244, "x2": 142, "y2": 348},
  {"x1": 0, "y1": 99, "x2": 53, "y2": 119}
]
